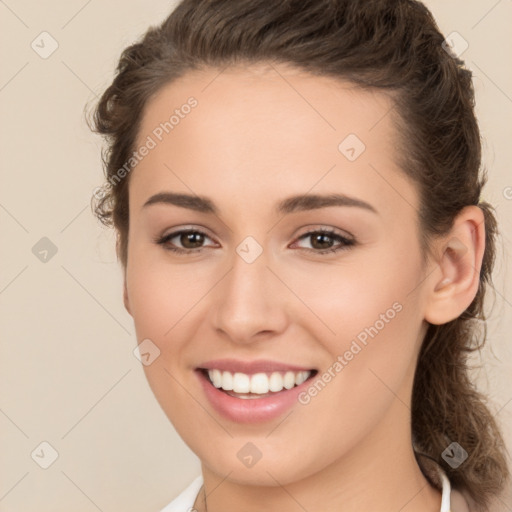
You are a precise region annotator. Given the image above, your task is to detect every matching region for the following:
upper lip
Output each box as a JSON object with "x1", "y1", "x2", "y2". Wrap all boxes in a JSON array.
[{"x1": 197, "y1": 358, "x2": 315, "y2": 375}]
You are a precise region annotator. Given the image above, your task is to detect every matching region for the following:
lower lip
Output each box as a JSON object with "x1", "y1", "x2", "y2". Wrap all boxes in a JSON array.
[{"x1": 196, "y1": 370, "x2": 313, "y2": 423}]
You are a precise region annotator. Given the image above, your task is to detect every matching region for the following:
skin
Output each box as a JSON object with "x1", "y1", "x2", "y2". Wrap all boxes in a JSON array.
[{"x1": 122, "y1": 63, "x2": 485, "y2": 512}]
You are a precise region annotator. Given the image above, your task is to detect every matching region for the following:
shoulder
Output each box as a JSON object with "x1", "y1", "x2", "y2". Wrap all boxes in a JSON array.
[{"x1": 159, "y1": 475, "x2": 203, "y2": 512}]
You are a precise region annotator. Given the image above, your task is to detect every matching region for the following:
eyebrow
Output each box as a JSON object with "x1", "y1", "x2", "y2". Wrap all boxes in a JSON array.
[{"x1": 142, "y1": 192, "x2": 378, "y2": 215}]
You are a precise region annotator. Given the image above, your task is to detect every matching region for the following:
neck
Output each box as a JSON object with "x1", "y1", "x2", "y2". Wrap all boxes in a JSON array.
[{"x1": 196, "y1": 397, "x2": 442, "y2": 512}]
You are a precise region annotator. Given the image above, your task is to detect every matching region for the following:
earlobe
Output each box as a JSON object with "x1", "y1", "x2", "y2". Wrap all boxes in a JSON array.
[
  {"x1": 424, "y1": 206, "x2": 485, "y2": 325},
  {"x1": 123, "y1": 279, "x2": 132, "y2": 316}
]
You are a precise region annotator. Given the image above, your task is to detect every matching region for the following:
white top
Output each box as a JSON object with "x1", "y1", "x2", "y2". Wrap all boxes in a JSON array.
[{"x1": 160, "y1": 466, "x2": 464, "y2": 512}]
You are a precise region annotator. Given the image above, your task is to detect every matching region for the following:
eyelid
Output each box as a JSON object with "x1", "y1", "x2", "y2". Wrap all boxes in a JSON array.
[
  {"x1": 159, "y1": 224, "x2": 217, "y2": 241},
  {"x1": 292, "y1": 225, "x2": 354, "y2": 242}
]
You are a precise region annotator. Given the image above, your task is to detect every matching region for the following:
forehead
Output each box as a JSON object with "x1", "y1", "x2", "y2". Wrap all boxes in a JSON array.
[
  {"x1": 137, "y1": 63, "x2": 397, "y2": 149},
  {"x1": 130, "y1": 63, "x2": 417, "y2": 218}
]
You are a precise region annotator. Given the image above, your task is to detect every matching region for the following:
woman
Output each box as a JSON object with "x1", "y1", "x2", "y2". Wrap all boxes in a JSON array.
[{"x1": 90, "y1": 0, "x2": 510, "y2": 510}]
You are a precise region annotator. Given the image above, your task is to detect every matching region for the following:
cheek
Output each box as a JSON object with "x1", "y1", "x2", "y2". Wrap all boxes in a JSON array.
[
  {"x1": 126, "y1": 246, "x2": 215, "y2": 341},
  {"x1": 282, "y1": 241, "x2": 425, "y2": 418},
  {"x1": 303, "y1": 243, "x2": 424, "y2": 434},
  {"x1": 278, "y1": 241, "x2": 423, "y2": 349},
  {"x1": 125, "y1": 248, "x2": 219, "y2": 408},
  {"x1": 125, "y1": 251, "x2": 208, "y2": 431}
]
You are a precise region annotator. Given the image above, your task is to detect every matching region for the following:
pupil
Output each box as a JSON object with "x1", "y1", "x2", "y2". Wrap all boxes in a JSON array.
[
  {"x1": 182, "y1": 232, "x2": 204, "y2": 248},
  {"x1": 313, "y1": 233, "x2": 332, "y2": 249}
]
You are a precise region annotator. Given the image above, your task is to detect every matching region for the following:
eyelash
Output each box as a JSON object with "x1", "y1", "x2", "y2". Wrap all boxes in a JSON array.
[{"x1": 154, "y1": 228, "x2": 356, "y2": 256}]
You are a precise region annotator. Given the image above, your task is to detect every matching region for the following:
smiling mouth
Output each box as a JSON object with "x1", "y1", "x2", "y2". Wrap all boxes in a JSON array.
[{"x1": 200, "y1": 368, "x2": 318, "y2": 399}]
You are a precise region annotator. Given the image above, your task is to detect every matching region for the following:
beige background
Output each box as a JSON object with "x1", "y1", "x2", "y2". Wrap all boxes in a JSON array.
[{"x1": 0, "y1": 1, "x2": 511, "y2": 510}]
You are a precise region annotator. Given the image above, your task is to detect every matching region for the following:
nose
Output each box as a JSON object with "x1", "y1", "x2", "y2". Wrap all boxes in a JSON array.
[{"x1": 210, "y1": 248, "x2": 289, "y2": 345}]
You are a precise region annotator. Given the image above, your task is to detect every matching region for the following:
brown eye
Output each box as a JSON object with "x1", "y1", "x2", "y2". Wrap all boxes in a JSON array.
[
  {"x1": 180, "y1": 231, "x2": 205, "y2": 249},
  {"x1": 155, "y1": 229, "x2": 217, "y2": 254},
  {"x1": 293, "y1": 229, "x2": 355, "y2": 254},
  {"x1": 310, "y1": 232, "x2": 335, "y2": 250}
]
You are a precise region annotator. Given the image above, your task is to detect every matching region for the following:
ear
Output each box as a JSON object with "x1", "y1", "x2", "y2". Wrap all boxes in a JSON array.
[
  {"x1": 424, "y1": 205, "x2": 486, "y2": 325},
  {"x1": 116, "y1": 236, "x2": 132, "y2": 315},
  {"x1": 123, "y1": 276, "x2": 132, "y2": 316}
]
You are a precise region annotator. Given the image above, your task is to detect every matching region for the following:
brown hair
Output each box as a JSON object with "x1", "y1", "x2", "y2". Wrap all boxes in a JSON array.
[{"x1": 89, "y1": 0, "x2": 509, "y2": 508}]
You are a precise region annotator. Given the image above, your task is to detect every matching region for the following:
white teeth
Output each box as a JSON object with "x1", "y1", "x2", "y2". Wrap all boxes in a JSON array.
[
  {"x1": 283, "y1": 371, "x2": 295, "y2": 390},
  {"x1": 250, "y1": 373, "x2": 268, "y2": 394},
  {"x1": 269, "y1": 372, "x2": 284, "y2": 392},
  {"x1": 207, "y1": 369, "x2": 311, "y2": 394},
  {"x1": 295, "y1": 371, "x2": 308, "y2": 385},
  {"x1": 211, "y1": 369, "x2": 222, "y2": 388},
  {"x1": 233, "y1": 372, "x2": 250, "y2": 393},
  {"x1": 221, "y1": 371, "x2": 233, "y2": 391}
]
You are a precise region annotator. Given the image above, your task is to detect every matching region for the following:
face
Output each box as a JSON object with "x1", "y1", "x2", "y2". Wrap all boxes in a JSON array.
[{"x1": 124, "y1": 63, "x2": 431, "y2": 485}]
